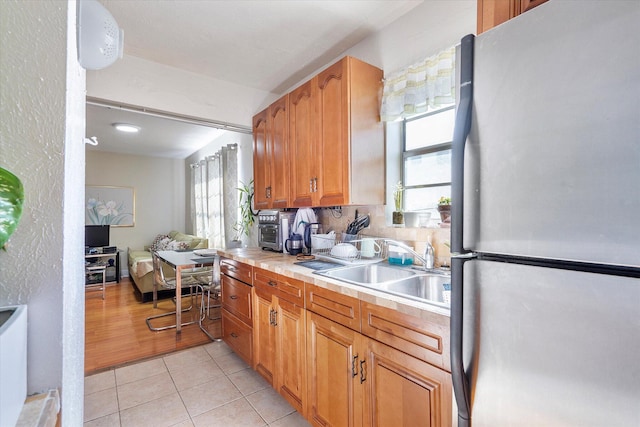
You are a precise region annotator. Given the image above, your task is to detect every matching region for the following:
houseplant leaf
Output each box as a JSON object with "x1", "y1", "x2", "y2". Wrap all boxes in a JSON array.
[{"x1": 0, "y1": 167, "x2": 24, "y2": 249}]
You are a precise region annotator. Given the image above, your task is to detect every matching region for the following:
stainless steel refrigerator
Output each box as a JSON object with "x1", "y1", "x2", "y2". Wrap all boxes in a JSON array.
[{"x1": 450, "y1": 2, "x2": 640, "y2": 426}]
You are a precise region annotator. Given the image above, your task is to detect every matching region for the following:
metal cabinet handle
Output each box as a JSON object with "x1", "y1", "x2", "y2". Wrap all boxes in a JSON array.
[
  {"x1": 266, "y1": 186, "x2": 272, "y2": 199},
  {"x1": 267, "y1": 280, "x2": 277, "y2": 287},
  {"x1": 309, "y1": 179, "x2": 313, "y2": 193},
  {"x1": 352, "y1": 355, "x2": 358, "y2": 377},
  {"x1": 230, "y1": 332, "x2": 238, "y2": 338},
  {"x1": 360, "y1": 359, "x2": 366, "y2": 384},
  {"x1": 229, "y1": 295, "x2": 238, "y2": 300},
  {"x1": 313, "y1": 177, "x2": 318, "y2": 192},
  {"x1": 272, "y1": 310, "x2": 278, "y2": 326}
]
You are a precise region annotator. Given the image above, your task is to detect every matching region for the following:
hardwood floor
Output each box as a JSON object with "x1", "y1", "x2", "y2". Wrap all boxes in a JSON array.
[{"x1": 85, "y1": 278, "x2": 221, "y2": 375}]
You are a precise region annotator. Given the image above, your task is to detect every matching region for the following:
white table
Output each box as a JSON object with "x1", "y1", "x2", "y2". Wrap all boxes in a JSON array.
[{"x1": 155, "y1": 250, "x2": 216, "y2": 334}]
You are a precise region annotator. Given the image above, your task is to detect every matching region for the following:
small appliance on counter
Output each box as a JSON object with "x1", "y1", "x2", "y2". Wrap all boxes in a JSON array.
[
  {"x1": 258, "y1": 209, "x2": 296, "y2": 252},
  {"x1": 284, "y1": 233, "x2": 304, "y2": 255}
]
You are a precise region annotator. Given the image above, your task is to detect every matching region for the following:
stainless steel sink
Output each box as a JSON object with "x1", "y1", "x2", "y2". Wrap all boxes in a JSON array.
[
  {"x1": 318, "y1": 263, "x2": 416, "y2": 284},
  {"x1": 314, "y1": 263, "x2": 451, "y2": 308}
]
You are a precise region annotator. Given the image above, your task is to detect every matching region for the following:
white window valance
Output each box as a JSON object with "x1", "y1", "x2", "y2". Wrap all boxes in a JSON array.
[{"x1": 380, "y1": 45, "x2": 456, "y2": 122}]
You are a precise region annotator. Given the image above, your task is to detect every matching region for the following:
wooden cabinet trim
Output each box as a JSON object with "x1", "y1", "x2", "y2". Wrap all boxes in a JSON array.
[
  {"x1": 221, "y1": 257, "x2": 253, "y2": 284},
  {"x1": 305, "y1": 283, "x2": 361, "y2": 332},
  {"x1": 254, "y1": 268, "x2": 304, "y2": 306},
  {"x1": 361, "y1": 301, "x2": 449, "y2": 371}
]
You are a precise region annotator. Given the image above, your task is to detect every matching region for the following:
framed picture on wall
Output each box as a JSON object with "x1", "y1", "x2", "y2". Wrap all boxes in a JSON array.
[{"x1": 85, "y1": 186, "x2": 135, "y2": 227}]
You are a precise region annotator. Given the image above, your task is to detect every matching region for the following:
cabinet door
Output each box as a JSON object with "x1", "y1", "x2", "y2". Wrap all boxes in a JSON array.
[
  {"x1": 275, "y1": 298, "x2": 306, "y2": 415},
  {"x1": 316, "y1": 58, "x2": 349, "y2": 206},
  {"x1": 363, "y1": 338, "x2": 452, "y2": 427},
  {"x1": 269, "y1": 94, "x2": 290, "y2": 208},
  {"x1": 306, "y1": 311, "x2": 364, "y2": 427},
  {"x1": 253, "y1": 108, "x2": 270, "y2": 210},
  {"x1": 289, "y1": 80, "x2": 317, "y2": 207},
  {"x1": 253, "y1": 287, "x2": 276, "y2": 385},
  {"x1": 477, "y1": 0, "x2": 549, "y2": 34}
]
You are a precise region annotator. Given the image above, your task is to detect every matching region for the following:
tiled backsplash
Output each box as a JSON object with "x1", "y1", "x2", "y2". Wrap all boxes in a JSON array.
[{"x1": 317, "y1": 205, "x2": 451, "y2": 267}]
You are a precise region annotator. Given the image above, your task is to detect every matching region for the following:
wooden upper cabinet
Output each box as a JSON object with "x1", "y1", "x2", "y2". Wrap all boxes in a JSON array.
[
  {"x1": 252, "y1": 94, "x2": 290, "y2": 210},
  {"x1": 290, "y1": 56, "x2": 384, "y2": 208},
  {"x1": 477, "y1": 0, "x2": 549, "y2": 34},
  {"x1": 315, "y1": 58, "x2": 349, "y2": 206},
  {"x1": 289, "y1": 80, "x2": 316, "y2": 207},
  {"x1": 252, "y1": 108, "x2": 270, "y2": 210},
  {"x1": 269, "y1": 95, "x2": 290, "y2": 208}
]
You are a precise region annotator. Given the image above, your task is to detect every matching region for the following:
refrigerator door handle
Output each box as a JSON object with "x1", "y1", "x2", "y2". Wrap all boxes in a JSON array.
[
  {"x1": 451, "y1": 33, "x2": 474, "y2": 255},
  {"x1": 451, "y1": 33, "x2": 475, "y2": 427}
]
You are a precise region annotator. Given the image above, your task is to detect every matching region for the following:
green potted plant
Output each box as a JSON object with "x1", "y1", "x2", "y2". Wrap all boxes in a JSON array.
[
  {"x1": 437, "y1": 196, "x2": 451, "y2": 223},
  {"x1": 0, "y1": 167, "x2": 24, "y2": 251},
  {"x1": 392, "y1": 181, "x2": 404, "y2": 225},
  {"x1": 230, "y1": 180, "x2": 255, "y2": 247}
]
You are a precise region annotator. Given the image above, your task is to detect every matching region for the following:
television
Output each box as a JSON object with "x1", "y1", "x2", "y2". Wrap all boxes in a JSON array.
[{"x1": 85, "y1": 225, "x2": 110, "y2": 248}]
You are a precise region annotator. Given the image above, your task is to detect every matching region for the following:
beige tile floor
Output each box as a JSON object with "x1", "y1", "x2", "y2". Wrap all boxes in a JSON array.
[{"x1": 84, "y1": 341, "x2": 310, "y2": 427}]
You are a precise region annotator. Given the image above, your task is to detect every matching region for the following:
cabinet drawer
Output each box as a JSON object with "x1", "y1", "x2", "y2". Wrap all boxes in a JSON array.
[
  {"x1": 222, "y1": 308, "x2": 253, "y2": 366},
  {"x1": 305, "y1": 283, "x2": 360, "y2": 332},
  {"x1": 221, "y1": 257, "x2": 253, "y2": 284},
  {"x1": 361, "y1": 301, "x2": 450, "y2": 371},
  {"x1": 221, "y1": 275, "x2": 252, "y2": 325},
  {"x1": 254, "y1": 268, "x2": 304, "y2": 306}
]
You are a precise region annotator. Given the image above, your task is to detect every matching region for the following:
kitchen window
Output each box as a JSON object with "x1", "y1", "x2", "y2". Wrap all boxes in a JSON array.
[{"x1": 402, "y1": 104, "x2": 455, "y2": 212}]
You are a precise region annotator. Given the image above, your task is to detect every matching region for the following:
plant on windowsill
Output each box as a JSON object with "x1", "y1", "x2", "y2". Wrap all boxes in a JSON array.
[
  {"x1": 392, "y1": 181, "x2": 404, "y2": 225},
  {"x1": 437, "y1": 196, "x2": 451, "y2": 224},
  {"x1": 0, "y1": 167, "x2": 24, "y2": 251},
  {"x1": 230, "y1": 179, "x2": 256, "y2": 248}
]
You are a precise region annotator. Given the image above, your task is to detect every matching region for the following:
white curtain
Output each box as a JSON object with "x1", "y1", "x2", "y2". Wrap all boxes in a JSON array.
[
  {"x1": 191, "y1": 144, "x2": 238, "y2": 248},
  {"x1": 380, "y1": 45, "x2": 456, "y2": 121}
]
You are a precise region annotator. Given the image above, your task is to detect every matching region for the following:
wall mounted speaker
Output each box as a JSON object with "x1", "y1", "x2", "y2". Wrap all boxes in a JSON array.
[{"x1": 77, "y1": 0, "x2": 124, "y2": 70}]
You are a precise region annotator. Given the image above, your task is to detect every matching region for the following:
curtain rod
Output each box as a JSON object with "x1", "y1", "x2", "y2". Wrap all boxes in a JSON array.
[{"x1": 86, "y1": 97, "x2": 253, "y2": 135}]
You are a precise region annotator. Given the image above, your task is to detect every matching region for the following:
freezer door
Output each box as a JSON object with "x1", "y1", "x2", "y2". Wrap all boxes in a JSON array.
[
  {"x1": 462, "y1": 1, "x2": 640, "y2": 267},
  {"x1": 462, "y1": 260, "x2": 640, "y2": 426}
]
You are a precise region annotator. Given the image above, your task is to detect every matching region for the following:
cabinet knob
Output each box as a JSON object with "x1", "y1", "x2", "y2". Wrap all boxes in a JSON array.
[{"x1": 229, "y1": 295, "x2": 238, "y2": 300}]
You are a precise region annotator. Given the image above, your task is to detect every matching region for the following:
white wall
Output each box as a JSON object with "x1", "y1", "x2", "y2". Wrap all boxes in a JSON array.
[
  {"x1": 87, "y1": 55, "x2": 277, "y2": 128},
  {"x1": 0, "y1": 0, "x2": 85, "y2": 424},
  {"x1": 86, "y1": 151, "x2": 187, "y2": 270}
]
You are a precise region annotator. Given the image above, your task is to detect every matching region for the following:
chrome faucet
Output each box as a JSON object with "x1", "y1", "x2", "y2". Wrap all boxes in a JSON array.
[{"x1": 383, "y1": 239, "x2": 435, "y2": 270}]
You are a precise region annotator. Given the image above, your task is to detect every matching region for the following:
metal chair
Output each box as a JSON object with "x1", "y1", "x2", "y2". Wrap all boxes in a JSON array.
[
  {"x1": 145, "y1": 251, "x2": 209, "y2": 331},
  {"x1": 195, "y1": 255, "x2": 222, "y2": 340}
]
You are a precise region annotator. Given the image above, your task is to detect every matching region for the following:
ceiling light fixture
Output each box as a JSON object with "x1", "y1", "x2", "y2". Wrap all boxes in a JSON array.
[{"x1": 113, "y1": 123, "x2": 140, "y2": 133}]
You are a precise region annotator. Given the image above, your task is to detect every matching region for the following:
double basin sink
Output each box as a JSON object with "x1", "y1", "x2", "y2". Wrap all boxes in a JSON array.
[{"x1": 314, "y1": 263, "x2": 451, "y2": 308}]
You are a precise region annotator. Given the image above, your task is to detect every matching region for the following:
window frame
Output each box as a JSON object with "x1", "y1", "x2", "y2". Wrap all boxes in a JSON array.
[{"x1": 401, "y1": 104, "x2": 455, "y2": 211}]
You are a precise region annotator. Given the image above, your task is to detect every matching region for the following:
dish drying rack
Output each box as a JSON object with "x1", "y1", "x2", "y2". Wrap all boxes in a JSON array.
[{"x1": 313, "y1": 233, "x2": 387, "y2": 265}]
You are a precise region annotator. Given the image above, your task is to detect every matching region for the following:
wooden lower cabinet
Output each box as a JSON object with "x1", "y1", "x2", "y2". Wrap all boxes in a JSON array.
[
  {"x1": 306, "y1": 311, "x2": 364, "y2": 427},
  {"x1": 364, "y1": 339, "x2": 452, "y2": 427},
  {"x1": 221, "y1": 308, "x2": 253, "y2": 366},
  {"x1": 252, "y1": 270, "x2": 306, "y2": 414},
  {"x1": 220, "y1": 259, "x2": 253, "y2": 366},
  {"x1": 307, "y1": 311, "x2": 452, "y2": 427}
]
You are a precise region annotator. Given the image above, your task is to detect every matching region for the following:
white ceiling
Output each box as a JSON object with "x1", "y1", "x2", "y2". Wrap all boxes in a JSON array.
[{"x1": 87, "y1": 0, "x2": 424, "y2": 158}]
